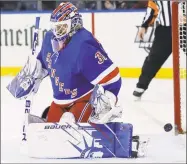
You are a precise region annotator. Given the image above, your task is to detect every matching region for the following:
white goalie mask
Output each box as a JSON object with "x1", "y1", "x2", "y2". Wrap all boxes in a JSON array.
[
  {"x1": 51, "y1": 18, "x2": 72, "y2": 40},
  {"x1": 50, "y1": 2, "x2": 83, "y2": 53},
  {"x1": 50, "y1": 19, "x2": 72, "y2": 52}
]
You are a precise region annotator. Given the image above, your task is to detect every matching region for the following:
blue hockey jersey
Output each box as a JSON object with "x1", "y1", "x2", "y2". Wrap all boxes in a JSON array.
[{"x1": 37, "y1": 28, "x2": 121, "y2": 104}]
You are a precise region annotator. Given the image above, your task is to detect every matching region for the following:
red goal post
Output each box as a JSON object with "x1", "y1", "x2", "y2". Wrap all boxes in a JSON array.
[{"x1": 172, "y1": 1, "x2": 186, "y2": 134}]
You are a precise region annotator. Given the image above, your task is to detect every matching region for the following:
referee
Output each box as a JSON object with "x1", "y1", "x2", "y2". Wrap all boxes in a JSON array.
[{"x1": 133, "y1": 1, "x2": 186, "y2": 100}]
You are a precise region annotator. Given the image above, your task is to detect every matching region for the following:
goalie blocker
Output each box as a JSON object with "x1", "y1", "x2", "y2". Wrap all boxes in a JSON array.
[{"x1": 25, "y1": 116, "x2": 143, "y2": 159}]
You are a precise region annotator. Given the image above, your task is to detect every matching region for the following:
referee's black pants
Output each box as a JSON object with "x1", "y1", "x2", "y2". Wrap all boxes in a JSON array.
[{"x1": 137, "y1": 25, "x2": 172, "y2": 90}]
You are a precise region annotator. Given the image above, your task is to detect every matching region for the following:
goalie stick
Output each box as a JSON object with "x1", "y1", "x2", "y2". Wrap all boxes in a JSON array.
[{"x1": 22, "y1": 17, "x2": 40, "y2": 141}]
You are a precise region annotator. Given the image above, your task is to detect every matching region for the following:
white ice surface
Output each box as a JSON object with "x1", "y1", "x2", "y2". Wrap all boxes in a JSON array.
[{"x1": 1, "y1": 77, "x2": 186, "y2": 163}]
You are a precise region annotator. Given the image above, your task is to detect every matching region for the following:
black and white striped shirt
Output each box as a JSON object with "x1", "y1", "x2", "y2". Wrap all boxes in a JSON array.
[
  {"x1": 156, "y1": 1, "x2": 171, "y2": 26},
  {"x1": 142, "y1": 1, "x2": 186, "y2": 27}
]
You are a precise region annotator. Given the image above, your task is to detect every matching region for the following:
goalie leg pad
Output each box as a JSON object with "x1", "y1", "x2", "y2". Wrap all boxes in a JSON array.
[
  {"x1": 26, "y1": 122, "x2": 133, "y2": 159},
  {"x1": 114, "y1": 123, "x2": 133, "y2": 157}
]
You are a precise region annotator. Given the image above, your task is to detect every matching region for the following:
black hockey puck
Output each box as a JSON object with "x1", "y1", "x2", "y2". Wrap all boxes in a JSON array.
[{"x1": 164, "y1": 123, "x2": 173, "y2": 132}]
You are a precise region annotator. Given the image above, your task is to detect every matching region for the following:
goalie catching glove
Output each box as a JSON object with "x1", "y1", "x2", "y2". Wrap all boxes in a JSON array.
[
  {"x1": 7, "y1": 55, "x2": 48, "y2": 99},
  {"x1": 89, "y1": 84, "x2": 123, "y2": 124}
]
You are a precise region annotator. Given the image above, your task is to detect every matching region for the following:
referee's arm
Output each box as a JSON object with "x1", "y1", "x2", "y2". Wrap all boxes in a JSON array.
[
  {"x1": 142, "y1": 0, "x2": 159, "y2": 28},
  {"x1": 138, "y1": 0, "x2": 159, "y2": 40}
]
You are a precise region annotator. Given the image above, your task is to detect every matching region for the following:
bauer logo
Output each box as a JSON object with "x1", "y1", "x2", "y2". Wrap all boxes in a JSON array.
[
  {"x1": 44, "y1": 124, "x2": 71, "y2": 129},
  {"x1": 134, "y1": 25, "x2": 156, "y2": 54}
]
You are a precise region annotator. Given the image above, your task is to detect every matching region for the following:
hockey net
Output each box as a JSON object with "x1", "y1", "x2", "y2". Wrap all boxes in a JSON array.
[{"x1": 172, "y1": 2, "x2": 186, "y2": 134}]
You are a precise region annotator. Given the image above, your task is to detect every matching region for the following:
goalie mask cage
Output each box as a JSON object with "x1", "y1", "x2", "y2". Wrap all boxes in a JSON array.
[{"x1": 172, "y1": 1, "x2": 186, "y2": 134}]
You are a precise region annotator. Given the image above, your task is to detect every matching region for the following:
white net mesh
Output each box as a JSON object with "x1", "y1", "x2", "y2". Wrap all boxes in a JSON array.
[{"x1": 179, "y1": 2, "x2": 186, "y2": 132}]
